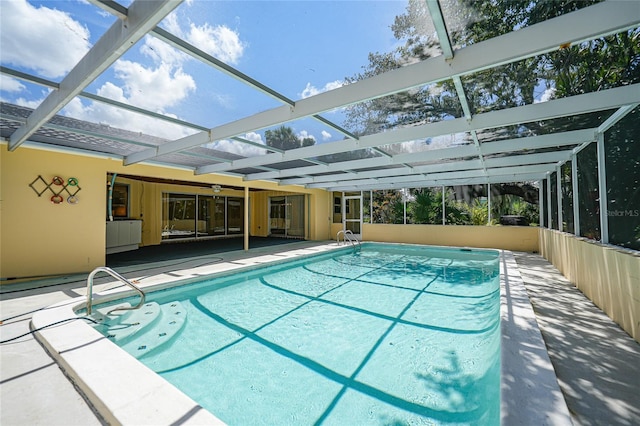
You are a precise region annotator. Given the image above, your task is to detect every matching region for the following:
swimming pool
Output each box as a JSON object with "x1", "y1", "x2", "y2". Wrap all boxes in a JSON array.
[
  {"x1": 32, "y1": 241, "x2": 572, "y2": 425},
  {"x1": 91, "y1": 243, "x2": 501, "y2": 425}
]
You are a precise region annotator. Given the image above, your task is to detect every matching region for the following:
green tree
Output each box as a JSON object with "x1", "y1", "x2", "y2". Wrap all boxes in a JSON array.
[
  {"x1": 408, "y1": 188, "x2": 442, "y2": 224},
  {"x1": 265, "y1": 126, "x2": 315, "y2": 150},
  {"x1": 343, "y1": 0, "x2": 639, "y2": 227},
  {"x1": 372, "y1": 190, "x2": 404, "y2": 224}
]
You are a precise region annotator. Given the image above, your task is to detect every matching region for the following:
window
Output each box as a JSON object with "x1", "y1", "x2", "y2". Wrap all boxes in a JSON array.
[
  {"x1": 332, "y1": 192, "x2": 342, "y2": 223},
  {"x1": 110, "y1": 183, "x2": 129, "y2": 219}
]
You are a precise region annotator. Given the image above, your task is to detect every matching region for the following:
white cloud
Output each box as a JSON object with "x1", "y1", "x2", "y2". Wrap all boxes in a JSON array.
[
  {"x1": 14, "y1": 88, "x2": 51, "y2": 109},
  {"x1": 321, "y1": 130, "x2": 332, "y2": 141},
  {"x1": 16, "y1": 97, "x2": 45, "y2": 109},
  {"x1": 0, "y1": 75, "x2": 26, "y2": 93},
  {"x1": 62, "y1": 97, "x2": 197, "y2": 140},
  {"x1": 0, "y1": 0, "x2": 91, "y2": 78},
  {"x1": 185, "y1": 23, "x2": 245, "y2": 64},
  {"x1": 140, "y1": 35, "x2": 190, "y2": 66},
  {"x1": 387, "y1": 133, "x2": 468, "y2": 155},
  {"x1": 206, "y1": 132, "x2": 267, "y2": 157},
  {"x1": 300, "y1": 80, "x2": 344, "y2": 99},
  {"x1": 297, "y1": 130, "x2": 316, "y2": 142},
  {"x1": 108, "y1": 60, "x2": 196, "y2": 111},
  {"x1": 535, "y1": 87, "x2": 556, "y2": 104},
  {"x1": 60, "y1": 54, "x2": 197, "y2": 139},
  {"x1": 164, "y1": 13, "x2": 245, "y2": 65}
]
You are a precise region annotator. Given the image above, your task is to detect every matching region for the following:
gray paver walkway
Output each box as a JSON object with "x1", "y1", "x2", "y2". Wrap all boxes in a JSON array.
[{"x1": 514, "y1": 253, "x2": 640, "y2": 426}]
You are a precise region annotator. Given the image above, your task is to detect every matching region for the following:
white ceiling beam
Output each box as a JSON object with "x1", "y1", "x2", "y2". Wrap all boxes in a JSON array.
[
  {"x1": 8, "y1": 0, "x2": 182, "y2": 151},
  {"x1": 125, "y1": 0, "x2": 638, "y2": 166},
  {"x1": 247, "y1": 128, "x2": 595, "y2": 183},
  {"x1": 324, "y1": 172, "x2": 547, "y2": 192},
  {"x1": 279, "y1": 149, "x2": 573, "y2": 187},
  {"x1": 483, "y1": 151, "x2": 572, "y2": 168},
  {"x1": 597, "y1": 103, "x2": 639, "y2": 134},
  {"x1": 572, "y1": 103, "x2": 638, "y2": 156},
  {"x1": 199, "y1": 84, "x2": 637, "y2": 175},
  {"x1": 247, "y1": 156, "x2": 393, "y2": 181},
  {"x1": 307, "y1": 163, "x2": 555, "y2": 189},
  {"x1": 481, "y1": 128, "x2": 597, "y2": 155},
  {"x1": 426, "y1": 0, "x2": 454, "y2": 59}
]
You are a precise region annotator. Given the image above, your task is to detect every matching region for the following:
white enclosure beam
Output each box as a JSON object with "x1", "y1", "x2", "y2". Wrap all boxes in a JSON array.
[
  {"x1": 325, "y1": 172, "x2": 547, "y2": 192},
  {"x1": 125, "y1": 1, "x2": 639, "y2": 166},
  {"x1": 487, "y1": 183, "x2": 491, "y2": 225},
  {"x1": 547, "y1": 174, "x2": 552, "y2": 229},
  {"x1": 442, "y1": 186, "x2": 446, "y2": 225},
  {"x1": 246, "y1": 126, "x2": 591, "y2": 183},
  {"x1": 197, "y1": 85, "x2": 633, "y2": 176},
  {"x1": 481, "y1": 129, "x2": 596, "y2": 155},
  {"x1": 309, "y1": 164, "x2": 554, "y2": 190},
  {"x1": 572, "y1": 153, "x2": 580, "y2": 236},
  {"x1": 268, "y1": 148, "x2": 571, "y2": 186},
  {"x1": 597, "y1": 132, "x2": 609, "y2": 243},
  {"x1": 9, "y1": 0, "x2": 182, "y2": 151},
  {"x1": 539, "y1": 180, "x2": 544, "y2": 228},
  {"x1": 557, "y1": 165, "x2": 563, "y2": 232},
  {"x1": 573, "y1": 104, "x2": 639, "y2": 157}
]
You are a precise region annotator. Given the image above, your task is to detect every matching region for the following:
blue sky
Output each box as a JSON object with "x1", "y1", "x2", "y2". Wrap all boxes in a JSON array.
[{"x1": 1, "y1": 0, "x2": 408, "y2": 155}]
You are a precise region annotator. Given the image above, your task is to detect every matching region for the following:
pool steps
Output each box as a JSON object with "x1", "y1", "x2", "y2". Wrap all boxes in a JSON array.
[{"x1": 91, "y1": 301, "x2": 187, "y2": 358}]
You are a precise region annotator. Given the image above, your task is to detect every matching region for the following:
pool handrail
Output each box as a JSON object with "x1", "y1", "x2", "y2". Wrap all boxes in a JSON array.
[
  {"x1": 336, "y1": 229, "x2": 361, "y2": 249},
  {"x1": 86, "y1": 266, "x2": 145, "y2": 315}
]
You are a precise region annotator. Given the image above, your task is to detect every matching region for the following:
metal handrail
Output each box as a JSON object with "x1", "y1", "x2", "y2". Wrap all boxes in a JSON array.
[
  {"x1": 86, "y1": 267, "x2": 145, "y2": 315},
  {"x1": 344, "y1": 230, "x2": 361, "y2": 248},
  {"x1": 336, "y1": 229, "x2": 361, "y2": 248}
]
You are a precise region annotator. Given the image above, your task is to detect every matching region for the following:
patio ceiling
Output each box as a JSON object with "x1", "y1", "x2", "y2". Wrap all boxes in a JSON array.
[{"x1": 1, "y1": 0, "x2": 639, "y2": 191}]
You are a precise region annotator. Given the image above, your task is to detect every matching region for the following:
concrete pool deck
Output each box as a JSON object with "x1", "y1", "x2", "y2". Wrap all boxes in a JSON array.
[{"x1": 1, "y1": 242, "x2": 639, "y2": 425}]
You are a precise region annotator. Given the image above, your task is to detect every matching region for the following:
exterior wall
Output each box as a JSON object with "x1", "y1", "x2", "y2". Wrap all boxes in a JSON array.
[
  {"x1": 539, "y1": 228, "x2": 640, "y2": 342},
  {"x1": 363, "y1": 223, "x2": 539, "y2": 252},
  {"x1": 0, "y1": 145, "x2": 326, "y2": 280},
  {"x1": 1, "y1": 145, "x2": 106, "y2": 279}
]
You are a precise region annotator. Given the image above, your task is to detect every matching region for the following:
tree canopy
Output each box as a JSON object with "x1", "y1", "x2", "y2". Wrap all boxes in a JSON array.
[
  {"x1": 344, "y1": 0, "x2": 638, "y2": 136},
  {"x1": 342, "y1": 0, "x2": 639, "y2": 213},
  {"x1": 265, "y1": 125, "x2": 315, "y2": 151}
]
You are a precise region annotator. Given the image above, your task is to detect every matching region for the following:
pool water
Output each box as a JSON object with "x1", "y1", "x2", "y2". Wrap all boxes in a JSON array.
[{"x1": 96, "y1": 243, "x2": 501, "y2": 425}]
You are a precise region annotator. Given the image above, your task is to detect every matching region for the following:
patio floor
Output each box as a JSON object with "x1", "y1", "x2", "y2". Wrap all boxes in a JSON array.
[{"x1": 1, "y1": 243, "x2": 638, "y2": 425}]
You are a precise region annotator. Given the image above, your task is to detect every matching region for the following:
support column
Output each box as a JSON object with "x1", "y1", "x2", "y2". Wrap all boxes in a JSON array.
[
  {"x1": 487, "y1": 183, "x2": 491, "y2": 225},
  {"x1": 538, "y1": 180, "x2": 544, "y2": 228},
  {"x1": 442, "y1": 186, "x2": 446, "y2": 225},
  {"x1": 597, "y1": 133, "x2": 609, "y2": 243},
  {"x1": 244, "y1": 186, "x2": 249, "y2": 251},
  {"x1": 557, "y1": 165, "x2": 563, "y2": 232},
  {"x1": 572, "y1": 153, "x2": 580, "y2": 236},
  {"x1": 547, "y1": 177, "x2": 552, "y2": 229}
]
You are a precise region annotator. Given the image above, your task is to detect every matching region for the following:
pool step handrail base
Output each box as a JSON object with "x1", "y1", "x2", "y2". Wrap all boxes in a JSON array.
[
  {"x1": 336, "y1": 229, "x2": 361, "y2": 251},
  {"x1": 86, "y1": 266, "x2": 146, "y2": 315}
]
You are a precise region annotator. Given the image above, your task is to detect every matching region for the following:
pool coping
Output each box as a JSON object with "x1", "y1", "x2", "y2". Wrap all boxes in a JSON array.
[{"x1": 31, "y1": 243, "x2": 572, "y2": 425}]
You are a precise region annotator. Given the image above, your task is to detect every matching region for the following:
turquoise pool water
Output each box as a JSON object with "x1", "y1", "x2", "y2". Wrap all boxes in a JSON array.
[{"x1": 97, "y1": 243, "x2": 501, "y2": 425}]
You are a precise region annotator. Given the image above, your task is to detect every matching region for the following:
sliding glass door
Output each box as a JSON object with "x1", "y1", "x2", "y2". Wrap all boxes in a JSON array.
[
  {"x1": 162, "y1": 193, "x2": 244, "y2": 240},
  {"x1": 269, "y1": 195, "x2": 305, "y2": 238}
]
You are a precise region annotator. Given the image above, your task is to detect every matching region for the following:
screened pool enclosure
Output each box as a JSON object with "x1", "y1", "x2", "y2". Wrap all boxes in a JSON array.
[{"x1": 1, "y1": 0, "x2": 639, "y2": 250}]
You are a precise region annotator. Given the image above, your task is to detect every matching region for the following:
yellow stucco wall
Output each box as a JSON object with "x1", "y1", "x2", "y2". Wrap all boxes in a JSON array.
[
  {"x1": 540, "y1": 229, "x2": 640, "y2": 342},
  {"x1": 1, "y1": 145, "x2": 107, "y2": 279},
  {"x1": 1, "y1": 145, "x2": 328, "y2": 280},
  {"x1": 363, "y1": 223, "x2": 539, "y2": 252}
]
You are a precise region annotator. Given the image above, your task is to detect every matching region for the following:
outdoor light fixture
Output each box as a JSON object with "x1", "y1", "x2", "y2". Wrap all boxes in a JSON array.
[{"x1": 212, "y1": 185, "x2": 222, "y2": 193}]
